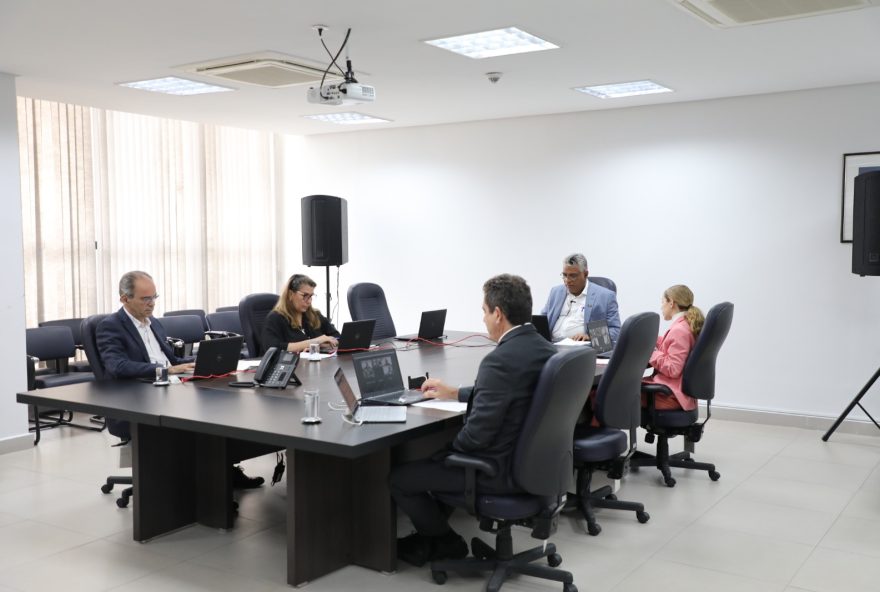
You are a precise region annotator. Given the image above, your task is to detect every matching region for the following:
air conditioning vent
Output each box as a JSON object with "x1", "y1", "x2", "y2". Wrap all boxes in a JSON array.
[
  {"x1": 670, "y1": 0, "x2": 879, "y2": 27},
  {"x1": 178, "y1": 52, "x2": 342, "y2": 88}
]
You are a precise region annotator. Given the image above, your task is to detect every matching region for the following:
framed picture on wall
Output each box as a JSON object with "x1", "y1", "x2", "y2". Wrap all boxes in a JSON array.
[{"x1": 841, "y1": 151, "x2": 880, "y2": 243}]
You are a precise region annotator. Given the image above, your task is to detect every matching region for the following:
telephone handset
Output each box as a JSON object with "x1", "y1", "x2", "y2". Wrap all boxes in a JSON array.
[{"x1": 254, "y1": 347, "x2": 302, "y2": 389}]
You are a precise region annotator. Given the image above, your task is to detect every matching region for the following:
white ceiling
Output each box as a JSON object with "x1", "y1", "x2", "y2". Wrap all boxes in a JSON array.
[{"x1": 2, "y1": 0, "x2": 880, "y2": 136}]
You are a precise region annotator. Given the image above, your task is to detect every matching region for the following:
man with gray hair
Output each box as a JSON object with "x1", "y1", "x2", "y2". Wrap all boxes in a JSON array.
[{"x1": 540, "y1": 253, "x2": 621, "y2": 343}]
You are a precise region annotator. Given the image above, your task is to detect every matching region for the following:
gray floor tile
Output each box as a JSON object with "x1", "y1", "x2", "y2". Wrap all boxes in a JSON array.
[
  {"x1": 612, "y1": 557, "x2": 786, "y2": 592},
  {"x1": 696, "y1": 496, "x2": 838, "y2": 545},
  {"x1": 790, "y1": 547, "x2": 880, "y2": 592}
]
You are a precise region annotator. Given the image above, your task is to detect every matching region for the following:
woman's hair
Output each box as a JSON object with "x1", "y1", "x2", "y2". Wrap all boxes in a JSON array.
[
  {"x1": 273, "y1": 274, "x2": 321, "y2": 330},
  {"x1": 664, "y1": 284, "x2": 704, "y2": 336}
]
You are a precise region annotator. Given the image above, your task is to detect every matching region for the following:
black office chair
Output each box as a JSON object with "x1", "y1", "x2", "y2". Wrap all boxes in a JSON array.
[
  {"x1": 38, "y1": 317, "x2": 91, "y2": 372},
  {"x1": 571, "y1": 312, "x2": 658, "y2": 535},
  {"x1": 206, "y1": 311, "x2": 247, "y2": 357},
  {"x1": 632, "y1": 302, "x2": 734, "y2": 487},
  {"x1": 164, "y1": 308, "x2": 209, "y2": 331},
  {"x1": 347, "y1": 282, "x2": 397, "y2": 340},
  {"x1": 239, "y1": 292, "x2": 279, "y2": 357},
  {"x1": 159, "y1": 314, "x2": 206, "y2": 358},
  {"x1": 82, "y1": 314, "x2": 134, "y2": 508},
  {"x1": 215, "y1": 305, "x2": 239, "y2": 313},
  {"x1": 430, "y1": 347, "x2": 597, "y2": 592},
  {"x1": 25, "y1": 326, "x2": 100, "y2": 443},
  {"x1": 589, "y1": 276, "x2": 617, "y2": 294}
]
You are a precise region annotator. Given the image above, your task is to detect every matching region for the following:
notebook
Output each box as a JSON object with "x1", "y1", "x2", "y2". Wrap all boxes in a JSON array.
[
  {"x1": 351, "y1": 349, "x2": 429, "y2": 405},
  {"x1": 189, "y1": 336, "x2": 244, "y2": 377},
  {"x1": 334, "y1": 367, "x2": 406, "y2": 423},
  {"x1": 587, "y1": 320, "x2": 614, "y2": 358},
  {"x1": 394, "y1": 309, "x2": 447, "y2": 342},
  {"x1": 336, "y1": 319, "x2": 376, "y2": 352},
  {"x1": 531, "y1": 314, "x2": 552, "y2": 341}
]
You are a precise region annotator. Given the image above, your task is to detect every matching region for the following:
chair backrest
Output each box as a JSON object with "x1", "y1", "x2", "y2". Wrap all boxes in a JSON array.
[
  {"x1": 164, "y1": 308, "x2": 209, "y2": 331},
  {"x1": 513, "y1": 348, "x2": 597, "y2": 497},
  {"x1": 215, "y1": 305, "x2": 239, "y2": 313},
  {"x1": 39, "y1": 318, "x2": 85, "y2": 346},
  {"x1": 206, "y1": 310, "x2": 243, "y2": 335},
  {"x1": 81, "y1": 314, "x2": 109, "y2": 380},
  {"x1": 681, "y1": 302, "x2": 734, "y2": 401},
  {"x1": 26, "y1": 326, "x2": 77, "y2": 361},
  {"x1": 239, "y1": 293, "x2": 279, "y2": 357},
  {"x1": 590, "y1": 276, "x2": 617, "y2": 294},
  {"x1": 159, "y1": 314, "x2": 206, "y2": 344},
  {"x1": 346, "y1": 282, "x2": 397, "y2": 340},
  {"x1": 595, "y1": 312, "x2": 660, "y2": 429}
]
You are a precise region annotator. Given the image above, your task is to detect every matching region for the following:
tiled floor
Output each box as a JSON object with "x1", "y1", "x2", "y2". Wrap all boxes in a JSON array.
[{"x1": 0, "y1": 417, "x2": 879, "y2": 591}]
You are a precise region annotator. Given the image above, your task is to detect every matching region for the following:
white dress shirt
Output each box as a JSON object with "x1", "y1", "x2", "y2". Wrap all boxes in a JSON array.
[
  {"x1": 551, "y1": 287, "x2": 588, "y2": 341},
  {"x1": 123, "y1": 309, "x2": 170, "y2": 366}
]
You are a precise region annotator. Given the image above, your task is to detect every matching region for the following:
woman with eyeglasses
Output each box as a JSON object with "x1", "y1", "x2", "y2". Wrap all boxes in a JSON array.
[
  {"x1": 261, "y1": 274, "x2": 340, "y2": 355},
  {"x1": 642, "y1": 284, "x2": 705, "y2": 411}
]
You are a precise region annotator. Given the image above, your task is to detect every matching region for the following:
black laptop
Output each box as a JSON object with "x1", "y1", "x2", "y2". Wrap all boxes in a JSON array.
[
  {"x1": 531, "y1": 314, "x2": 552, "y2": 341},
  {"x1": 189, "y1": 336, "x2": 244, "y2": 377},
  {"x1": 587, "y1": 320, "x2": 614, "y2": 358},
  {"x1": 351, "y1": 349, "x2": 429, "y2": 405},
  {"x1": 336, "y1": 319, "x2": 376, "y2": 353},
  {"x1": 394, "y1": 309, "x2": 447, "y2": 342}
]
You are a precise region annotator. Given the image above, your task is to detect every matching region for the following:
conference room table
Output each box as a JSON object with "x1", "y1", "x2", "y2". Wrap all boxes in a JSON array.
[{"x1": 16, "y1": 332, "x2": 507, "y2": 586}]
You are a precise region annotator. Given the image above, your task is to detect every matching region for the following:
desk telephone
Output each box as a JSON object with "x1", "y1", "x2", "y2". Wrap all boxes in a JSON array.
[{"x1": 254, "y1": 347, "x2": 302, "y2": 388}]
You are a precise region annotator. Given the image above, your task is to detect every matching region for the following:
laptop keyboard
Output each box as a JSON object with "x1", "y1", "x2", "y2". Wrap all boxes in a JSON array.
[
  {"x1": 366, "y1": 390, "x2": 427, "y2": 405},
  {"x1": 355, "y1": 406, "x2": 406, "y2": 422}
]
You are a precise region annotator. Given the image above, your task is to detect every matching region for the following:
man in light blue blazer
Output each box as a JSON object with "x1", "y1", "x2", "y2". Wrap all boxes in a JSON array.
[{"x1": 540, "y1": 253, "x2": 621, "y2": 343}]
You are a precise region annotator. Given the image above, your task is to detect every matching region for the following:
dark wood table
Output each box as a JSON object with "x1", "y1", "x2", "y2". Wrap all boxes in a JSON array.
[{"x1": 17, "y1": 333, "x2": 498, "y2": 586}]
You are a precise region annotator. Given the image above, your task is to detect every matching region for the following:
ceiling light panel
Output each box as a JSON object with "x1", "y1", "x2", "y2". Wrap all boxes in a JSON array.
[
  {"x1": 574, "y1": 80, "x2": 673, "y2": 99},
  {"x1": 425, "y1": 27, "x2": 558, "y2": 59},
  {"x1": 303, "y1": 112, "x2": 390, "y2": 125},
  {"x1": 118, "y1": 77, "x2": 233, "y2": 95}
]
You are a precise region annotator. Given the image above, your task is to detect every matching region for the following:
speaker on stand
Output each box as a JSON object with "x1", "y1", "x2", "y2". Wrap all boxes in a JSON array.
[
  {"x1": 825, "y1": 170, "x2": 880, "y2": 440},
  {"x1": 301, "y1": 195, "x2": 348, "y2": 319}
]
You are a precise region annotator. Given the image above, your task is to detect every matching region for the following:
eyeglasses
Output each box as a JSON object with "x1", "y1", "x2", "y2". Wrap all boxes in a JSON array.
[
  {"x1": 137, "y1": 295, "x2": 159, "y2": 304},
  {"x1": 561, "y1": 272, "x2": 584, "y2": 281},
  {"x1": 296, "y1": 291, "x2": 315, "y2": 301}
]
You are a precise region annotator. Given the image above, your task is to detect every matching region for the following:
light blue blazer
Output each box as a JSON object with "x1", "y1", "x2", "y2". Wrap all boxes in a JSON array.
[{"x1": 541, "y1": 282, "x2": 621, "y2": 343}]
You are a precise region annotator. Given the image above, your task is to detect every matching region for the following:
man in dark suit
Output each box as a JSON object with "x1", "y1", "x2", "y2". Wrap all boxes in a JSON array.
[
  {"x1": 391, "y1": 274, "x2": 557, "y2": 567},
  {"x1": 97, "y1": 270, "x2": 263, "y2": 489}
]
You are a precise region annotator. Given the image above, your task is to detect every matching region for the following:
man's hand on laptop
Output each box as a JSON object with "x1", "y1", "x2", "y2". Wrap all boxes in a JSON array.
[
  {"x1": 571, "y1": 333, "x2": 591, "y2": 342},
  {"x1": 421, "y1": 378, "x2": 458, "y2": 400},
  {"x1": 169, "y1": 362, "x2": 195, "y2": 375}
]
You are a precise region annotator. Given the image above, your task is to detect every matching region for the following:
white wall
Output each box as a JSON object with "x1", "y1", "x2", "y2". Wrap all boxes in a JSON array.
[
  {"x1": 281, "y1": 82, "x2": 880, "y2": 421},
  {"x1": 0, "y1": 72, "x2": 29, "y2": 449}
]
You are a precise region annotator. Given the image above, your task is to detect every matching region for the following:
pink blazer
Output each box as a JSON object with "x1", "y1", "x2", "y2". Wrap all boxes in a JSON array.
[{"x1": 643, "y1": 316, "x2": 697, "y2": 411}]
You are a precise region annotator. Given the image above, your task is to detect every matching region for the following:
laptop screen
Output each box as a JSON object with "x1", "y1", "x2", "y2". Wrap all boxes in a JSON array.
[
  {"x1": 351, "y1": 349, "x2": 405, "y2": 397},
  {"x1": 587, "y1": 321, "x2": 613, "y2": 353},
  {"x1": 334, "y1": 368, "x2": 359, "y2": 413}
]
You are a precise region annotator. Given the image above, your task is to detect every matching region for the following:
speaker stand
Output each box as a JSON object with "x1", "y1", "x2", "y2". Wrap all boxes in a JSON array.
[
  {"x1": 822, "y1": 365, "x2": 880, "y2": 441},
  {"x1": 324, "y1": 266, "x2": 331, "y2": 320}
]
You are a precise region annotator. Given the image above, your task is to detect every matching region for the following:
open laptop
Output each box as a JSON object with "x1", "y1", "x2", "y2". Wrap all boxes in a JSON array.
[
  {"x1": 587, "y1": 320, "x2": 614, "y2": 359},
  {"x1": 394, "y1": 309, "x2": 447, "y2": 342},
  {"x1": 531, "y1": 314, "x2": 552, "y2": 341},
  {"x1": 351, "y1": 349, "x2": 429, "y2": 405},
  {"x1": 188, "y1": 336, "x2": 244, "y2": 377},
  {"x1": 336, "y1": 319, "x2": 376, "y2": 353},
  {"x1": 334, "y1": 367, "x2": 406, "y2": 423}
]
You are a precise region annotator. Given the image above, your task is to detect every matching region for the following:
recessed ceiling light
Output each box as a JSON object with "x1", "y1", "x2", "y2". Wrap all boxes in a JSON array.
[
  {"x1": 303, "y1": 112, "x2": 391, "y2": 125},
  {"x1": 118, "y1": 76, "x2": 234, "y2": 95},
  {"x1": 425, "y1": 27, "x2": 558, "y2": 59},
  {"x1": 573, "y1": 80, "x2": 673, "y2": 99}
]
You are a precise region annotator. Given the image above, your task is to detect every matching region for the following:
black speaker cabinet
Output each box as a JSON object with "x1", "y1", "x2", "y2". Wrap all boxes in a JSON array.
[
  {"x1": 301, "y1": 195, "x2": 348, "y2": 267},
  {"x1": 852, "y1": 171, "x2": 880, "y2": 276}
]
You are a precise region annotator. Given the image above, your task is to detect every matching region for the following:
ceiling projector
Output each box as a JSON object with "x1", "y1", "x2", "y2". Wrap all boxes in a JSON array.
[{"x1": 307, "y1": 82, "x2": 376, "y2": 106}]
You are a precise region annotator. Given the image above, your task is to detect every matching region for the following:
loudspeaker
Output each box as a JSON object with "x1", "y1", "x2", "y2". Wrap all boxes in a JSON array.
[
  {"x1": 852, "y1": 171, "x2": 880, "y2": 276},
  {"x1": 301, "y1": 195, "x2": 348, "y2": 267}
]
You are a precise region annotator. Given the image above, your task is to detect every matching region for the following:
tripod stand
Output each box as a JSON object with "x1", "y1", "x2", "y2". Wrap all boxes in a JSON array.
[{"x1": 822, "y1": 365, "x2": 880, "y2": 441}]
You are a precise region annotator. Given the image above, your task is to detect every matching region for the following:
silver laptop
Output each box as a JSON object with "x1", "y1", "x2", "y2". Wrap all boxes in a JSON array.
[
  {"x1": 334, "y1": 368, "x2": 406, "y2": 423},
  {"x1": 351, "y1": 349, "x2": 429, "y2": 405},
  {"x1": 587, "y1": 320, "x2": 614, "y2": 359}
]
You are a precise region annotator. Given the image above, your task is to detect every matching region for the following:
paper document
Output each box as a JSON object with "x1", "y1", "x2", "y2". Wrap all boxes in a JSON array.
[
  {"x1": 413, "y1": 400, "x2": 468, "y2": 412},
  {"x1": 236, "y1": 360, "x2": 258, "y2": 372},
  {"x1": 300, "y1": 351, "x2": 336, "y2": 361},
  {"x1": 556, "y1": 338, "x2": 590, "y2": 347}
]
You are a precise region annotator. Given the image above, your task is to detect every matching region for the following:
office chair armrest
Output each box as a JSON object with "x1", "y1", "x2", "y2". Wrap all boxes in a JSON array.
[
  {"x1": 26, "y1": 355, "x2": 37, "y2": 390},
  {"x1": 641, "y1": 382, "x2": 672, "y2": 428},
  {"x1": 444, "y1": 453, "x2": 498, "y2": 516}
]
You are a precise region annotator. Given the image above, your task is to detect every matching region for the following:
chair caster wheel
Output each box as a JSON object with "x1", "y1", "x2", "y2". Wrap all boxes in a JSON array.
[
  {"x1": 637, "y1": 511, "x2": 650, "y2": 524},
  {"x1": 663, "y1": 475, "x2": 676, "y2": 487},
  {"x1": 587, "y1": 522, "x2": 601, "y2": 536},
  {"x1": 548, "y1": 553, "x2": 562, "y2": 567},
  {"x1": 709, "y1": 470, "x2": 721, "y2": 481},
  {"x1": 563, "y1": 583, "x2": 578, "y2": 592},
  {"x1": 116, "y1": 497, "x2": 129, "y2": 508},
  {"x1": 101, "y1": 484, "x2": 113, "y2": 494},
  {"x1": 431, "y1": 570, "x2": 447, "y2": 585},
  {"x1": 605, "y1": 493, "x2": 617, "y2": 501}
]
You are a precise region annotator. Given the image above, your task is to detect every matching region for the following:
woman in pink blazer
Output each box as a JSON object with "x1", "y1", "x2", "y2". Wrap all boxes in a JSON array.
[{"x1": 642, "y1": 285, "x2": 705, "y2": 411}]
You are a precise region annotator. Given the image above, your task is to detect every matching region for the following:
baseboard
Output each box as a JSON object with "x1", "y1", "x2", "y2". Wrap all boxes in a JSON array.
[
  {"x1": 0, "y1": 433, "x2": 33, "y2": 455},
  {"x1": 709, "y1": 404, "x2": 880, "y2": 438}
]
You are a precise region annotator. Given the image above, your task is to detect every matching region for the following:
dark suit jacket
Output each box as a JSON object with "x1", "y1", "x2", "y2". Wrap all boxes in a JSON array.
[
  {"x1": 96, "y1": 308, "x2": 184, "y2": 379},
  {"x1": 261, "y1": 310, "x2": 341, "y2": 355},
  {"x1": 453, "y1": 324, "x2": 557, "y2": 491}
]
